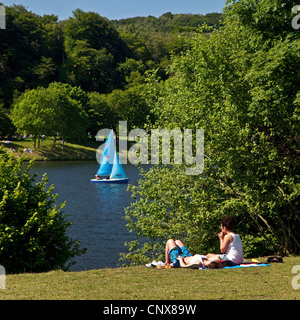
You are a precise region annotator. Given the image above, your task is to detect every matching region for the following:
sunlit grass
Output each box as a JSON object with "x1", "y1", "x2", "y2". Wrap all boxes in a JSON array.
[
  {"x1": 0, "y1": 137, "x2": 98, "y2": 161},
  {"x1": 0, "y1": 256, "x2": 299, "y2": 300}
]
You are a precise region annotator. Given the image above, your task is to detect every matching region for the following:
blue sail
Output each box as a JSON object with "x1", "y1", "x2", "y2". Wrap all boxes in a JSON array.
[
  {"x1": 97, "y1": 130, "x2": 115, "y2": 176},
  {"x1": 110, "y1": 150, "x2": 128, "y2": 180}
]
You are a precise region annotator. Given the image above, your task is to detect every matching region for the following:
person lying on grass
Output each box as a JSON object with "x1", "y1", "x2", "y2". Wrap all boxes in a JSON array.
[
  {"x1": 206, "y1": 215, "x2": 244, "y2": 265},
  {"x1": 165, "y1": 239, "x2": 222, "y2": 269}
]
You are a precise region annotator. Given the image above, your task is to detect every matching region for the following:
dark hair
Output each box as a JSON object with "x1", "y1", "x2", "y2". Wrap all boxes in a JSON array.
[
  {"x1": 207, "y1": 261, "x2": 222, "y2": 269},
  {"x1": 221, "y1": 215, "x2": 235, "y2": 231}
]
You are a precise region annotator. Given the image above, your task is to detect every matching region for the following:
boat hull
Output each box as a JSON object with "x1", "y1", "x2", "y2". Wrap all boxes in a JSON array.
[{"x1": 91, "y1": 178, "x2": 129, "y2": 184}]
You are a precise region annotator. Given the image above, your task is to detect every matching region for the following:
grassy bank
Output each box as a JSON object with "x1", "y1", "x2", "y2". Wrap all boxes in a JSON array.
[
  {"x1": 0, "y1": 256, "x2": 299, "y2": 300},
  {"x1": 1, "y1": 136, "x2": 132, "y2": 161},
  {"x1": 1, "y1": 137, "x2": 99, "y2": 161}
]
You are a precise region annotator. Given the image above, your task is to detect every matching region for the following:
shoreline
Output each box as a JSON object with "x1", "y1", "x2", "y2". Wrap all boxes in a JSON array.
[
  {"x1": 1, "y1": 137, "x2": 132, "y2": 162},
  {"x1": 1, "y1": 138, "x2": 96, "y2": 161}
]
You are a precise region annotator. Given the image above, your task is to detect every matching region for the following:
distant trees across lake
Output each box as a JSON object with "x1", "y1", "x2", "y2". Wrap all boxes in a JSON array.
[{"x1": 0, "y1": 4, "x2": 222, "y2": 139}]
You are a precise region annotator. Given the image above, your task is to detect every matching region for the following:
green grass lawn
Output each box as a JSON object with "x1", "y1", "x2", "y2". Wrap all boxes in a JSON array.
[
  {"x1": 0, "y1": 256, "x2": 299, "y2": 300},
  {"x1": 1, "y1": 136, "x2": 131, "y2": 161},
  {"x1": 1, "y1": 137, "x2": 100, "y2": 161}
]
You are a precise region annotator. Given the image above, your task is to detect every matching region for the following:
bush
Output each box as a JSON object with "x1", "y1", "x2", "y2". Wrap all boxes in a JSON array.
[{"x1": 0, "y1": 151, "x2": 85, "y2": 273}]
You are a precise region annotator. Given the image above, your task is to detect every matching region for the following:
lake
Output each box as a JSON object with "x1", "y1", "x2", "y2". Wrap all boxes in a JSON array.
[{"x1": 30, "y1": 161, "x2": 144, "y2": 271}]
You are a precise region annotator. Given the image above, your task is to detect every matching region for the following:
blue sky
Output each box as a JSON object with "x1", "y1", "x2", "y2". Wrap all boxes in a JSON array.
[{"x1": 2, "y1": 0, "x2": 226, "y2": 20}]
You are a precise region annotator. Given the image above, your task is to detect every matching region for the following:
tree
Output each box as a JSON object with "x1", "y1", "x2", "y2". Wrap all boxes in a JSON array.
[
  {"x1": 63, "y1": 9, "x2": 129, "y2": 92},
  {"x1": 12, "y1": 82, "x2": 90, "y2": 147},
  {"x1": 105, "y1": 86, "x2": 150, "y2": 131},
  {"x1": 122, "y1": 0, "x2": 300, "y2": 265},
  {"x1": 87, "y1": 85, "x2": 150, "y2": 135},
  {"x1": 0, "y1": 152, "x2": 85, "y2": 273},
  {"x1": 117, "y1": 58, "x2": 146, "y2": 87},
  {"x1": 0, "y1": 5, "x2": 63, "y2": 108},
  {"x1": 11, "y1": 88, "x2": 48, "y2": 148},
  {"x1": 0, "y1": 105, "x2": 15, "y2": 137}
]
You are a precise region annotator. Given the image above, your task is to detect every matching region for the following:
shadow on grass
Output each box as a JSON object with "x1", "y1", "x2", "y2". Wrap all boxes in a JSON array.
[
  {"x1": 1, "y1": 139, "x2": 97, "y2": 161},
  {"x1": 37, "y1": 144, "x2": 96, "y2": 160}
]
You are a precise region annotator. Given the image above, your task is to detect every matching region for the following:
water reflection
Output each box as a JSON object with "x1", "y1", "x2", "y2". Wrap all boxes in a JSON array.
[{"x1": 29, "y1": 161, "x2": 144, "y2": 271}]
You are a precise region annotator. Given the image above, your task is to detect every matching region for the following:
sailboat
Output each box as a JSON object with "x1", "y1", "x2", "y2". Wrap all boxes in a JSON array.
[{"x1": 91, "y1": 130, "x2": 129, "y2": 184}]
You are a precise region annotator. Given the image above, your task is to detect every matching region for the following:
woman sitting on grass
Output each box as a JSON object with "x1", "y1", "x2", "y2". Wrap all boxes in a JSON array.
[
  {"x1": 206, "y1": 215, "x2": 244, "y2": 265},
  {"x1": 165, "y1": 239, "x2": 222, "y2": 269}
]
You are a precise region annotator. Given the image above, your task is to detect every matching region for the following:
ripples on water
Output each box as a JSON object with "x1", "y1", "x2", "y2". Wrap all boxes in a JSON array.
[{"x1": 30, "y1": 161, "x2": 143, "y2": 271}]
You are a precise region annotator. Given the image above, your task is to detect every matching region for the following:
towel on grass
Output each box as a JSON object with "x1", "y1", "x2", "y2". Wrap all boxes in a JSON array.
[
  {"x1": 222, "y1": 263, "x2": 271, "y2": 269},
  {"x1": 146, "y1": 260, "x2": 271, "y2": 269}
]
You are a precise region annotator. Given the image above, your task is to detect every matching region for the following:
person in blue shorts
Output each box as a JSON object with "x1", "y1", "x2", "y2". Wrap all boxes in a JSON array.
[
  {"x1": 166, "y1": 239, "x2": 192, "y2": 267},
  {"x1": 165, "y1": 239, "x2": 221, "y2": 268}
]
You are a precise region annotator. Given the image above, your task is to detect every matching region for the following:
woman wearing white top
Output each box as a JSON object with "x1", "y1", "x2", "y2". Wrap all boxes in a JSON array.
[{"x1": 207, "y1": 215, "x2": 244, "y2": 264}]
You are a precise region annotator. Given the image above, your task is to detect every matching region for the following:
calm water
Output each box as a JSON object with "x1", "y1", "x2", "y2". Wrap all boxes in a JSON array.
[{"x1": 30, "y1": 161, "x2": 144, "y2": 271}]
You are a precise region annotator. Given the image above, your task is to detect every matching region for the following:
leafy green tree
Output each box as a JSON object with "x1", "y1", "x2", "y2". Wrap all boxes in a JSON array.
[
  {"x1": 117, "y1": 58, "x2": 146, "y2": 87},
  {"x1": 12, "y1": 82, "x2": 90, "y2": 147},
  {"x1": 11, "y1": 88, "x2": 48, "y2": 148},
  {"x1": 105, "y1": 86, "x2": 150, "y2": 131},
  {"x1": 0, "y1": 5, "x2": 63, "y2": 108},
  {"x1": 122, "y1": 0, "x2": 300, "y2": 264},
  {"x1": 0, "y1": 105, "x2": 15, "y2": 137},
  {"x1": 87, "y1": 91, "x2": 112, "y2": 135},
  {"x1": 87, "y1": 85, "x2": 150, "y2": 135},
  {"x1": 44, "y1": 82, "x2": 90, "y2": 145},
  {"x1": 32, "y1": 56, "x2": 56, "y2": 87},
  {"x1": 118, "y1": 32, "x2": 150, "y2": 62},
  {"x1": 64, "y1": 9, "x2": 129, "y2": 92},
  {"x1": 0, "y1": 152, "x2": 85, "y2": 273}
]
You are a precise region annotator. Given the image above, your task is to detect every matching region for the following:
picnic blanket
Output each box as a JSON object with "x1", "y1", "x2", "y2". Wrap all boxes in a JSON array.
[
  {"x1": 146, "y1": 260, "x2": 271, "y2": 269},
  {"x1": 222, "y1": 263, "x2": 271, "y2": 269}
]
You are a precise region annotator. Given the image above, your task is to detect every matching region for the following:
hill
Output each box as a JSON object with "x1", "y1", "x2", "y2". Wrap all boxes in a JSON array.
[{"x1": 113, "y1": 12, "x2": 223, "y2": 33}]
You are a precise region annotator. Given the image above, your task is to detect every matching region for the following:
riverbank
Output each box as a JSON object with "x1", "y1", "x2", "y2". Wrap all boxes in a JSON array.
[
  {"x1": 0, "y1": 256, "x2": 299, "y2": 300},
  {"x1": 0, "y1": 137, "x2": 133, "y2": 161},
  {"x1": 1, "y1": 137, "x2": 98, "y2": 161}
]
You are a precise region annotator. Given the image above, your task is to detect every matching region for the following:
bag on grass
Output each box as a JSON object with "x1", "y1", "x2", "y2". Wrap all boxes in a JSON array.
[{"x1": 266, "y1": 256, "x2": 283, "y2": 263}]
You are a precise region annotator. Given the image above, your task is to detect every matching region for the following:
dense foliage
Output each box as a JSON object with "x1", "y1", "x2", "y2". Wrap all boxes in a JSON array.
[
  {"x1": 0, "y1": 4, "x2": 222, "y2": 138},
  {"x1": 12, "y1": 82, "x2": 90, "y2": 147},
  {"x1": 0, "y1": 151, "x2": 85, "y2": 273},
  {"x1": 63, "y1": 9, "x2": 129, "y2": 93},
  {"x1": 122, "y1": 0, "x2": 300, "y2": 264}
]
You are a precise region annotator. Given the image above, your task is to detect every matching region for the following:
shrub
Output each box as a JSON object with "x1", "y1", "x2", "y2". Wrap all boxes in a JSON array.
[{"x1": 0, "y1": 151, "x2": 85, "y2": 273}]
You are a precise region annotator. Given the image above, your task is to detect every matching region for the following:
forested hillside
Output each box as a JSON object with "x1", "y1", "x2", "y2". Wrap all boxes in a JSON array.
[{"x1": 0, "y1": 4, "x2": 222, "y2": 137}]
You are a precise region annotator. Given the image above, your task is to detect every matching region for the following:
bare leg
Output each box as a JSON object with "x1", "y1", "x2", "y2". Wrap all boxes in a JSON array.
[
  {"x1": 165, "y1": 239, "x2": 176, "y2": 264},
  {"x1": 175, "y1": 239, "x2": 185, "y2": 248}
]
